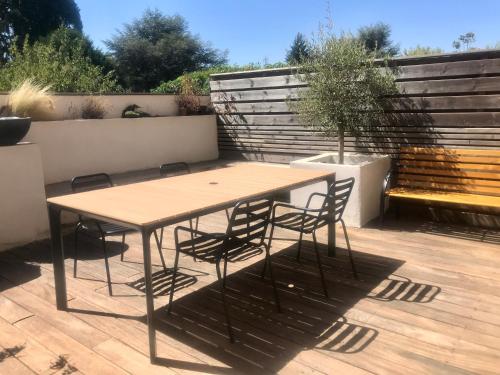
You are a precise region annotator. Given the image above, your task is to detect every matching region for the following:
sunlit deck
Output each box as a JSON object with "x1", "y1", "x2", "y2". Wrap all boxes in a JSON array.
[{"x1": 0, "y1": 211, "x2": 499, "y2": 374}]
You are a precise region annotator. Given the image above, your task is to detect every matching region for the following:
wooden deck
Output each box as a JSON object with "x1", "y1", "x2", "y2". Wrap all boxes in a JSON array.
[{"x1": 0, "y1": 211, "x2": 499, "y2": 374}]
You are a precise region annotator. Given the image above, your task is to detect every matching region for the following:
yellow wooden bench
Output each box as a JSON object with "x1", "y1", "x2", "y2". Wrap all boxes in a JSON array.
[{"x1": 380, "y1": 147, "x2": 500, "y2": 222}]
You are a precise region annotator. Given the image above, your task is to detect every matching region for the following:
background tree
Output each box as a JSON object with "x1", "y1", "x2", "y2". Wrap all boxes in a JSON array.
[
  {"x1": 453, "y1": 32, "x2": 476, "y2": 51},
  {"x1": 0, "y1": 27, "x2": 121, "y2": 93},
  {"x1": 105, "y1": 9, "x2": 227, "y2": 92},
  {"x1": 41, "y1": 27, "x2": 114, "y2": 74},
  {"x1": 0, "y1": 0, "x2": 82, "y2": 63},
  {"x1": 357, "y1": 22, "x2": 399, "y2": 57},
  {"x1": 293, "y1": 33, "x2": 397, "y2": 164},
  {"x1": 286, "y1": 32, "x2": 311, "y2": 64},
  {"x1": 403, "y1": 45, "x2": 444, "y2": 57}
]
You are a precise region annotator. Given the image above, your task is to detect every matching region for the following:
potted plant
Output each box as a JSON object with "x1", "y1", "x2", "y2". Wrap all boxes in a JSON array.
[
  {"x1": 289, "y1": 34, "x2": 398, "y2": 227},
  {"x1": 0, "y1": 79, "x2": 54, "y2": 146}
]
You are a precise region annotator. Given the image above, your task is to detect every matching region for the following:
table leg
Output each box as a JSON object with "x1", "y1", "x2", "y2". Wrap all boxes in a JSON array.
[
  {"x1": 326, "y1": 176, "x2": 336, "y2": 257},
  {"x1": 142, "y1": 229, "x2": 157, "y2": 362},
  {"x1": 49, "y1": 205, "x2": 68, "y2": 310}
]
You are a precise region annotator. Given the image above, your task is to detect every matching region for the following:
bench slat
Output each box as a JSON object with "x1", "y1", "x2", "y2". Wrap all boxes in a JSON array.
[
  {"x1": 387, "y1": 187, "x2": 500, "y2": 208},
  {"x1": 400, "y1": 147, "x2": 500, "y2": 157},
  {"x1": 398, "y1": 173, "x2": 500, "y2": 187},
  {"x1": 398, "y1": 160, "x2": 500, "y2": 172},
  {"x1": 398, "y1": 167, "x2": 500, "y2": 180},
  {"x1": 400, "y1": 154, "x2": 500, "y2": 165},
  {"x1": 397, "y1": 179, "x2": 500, "y2": 196}
]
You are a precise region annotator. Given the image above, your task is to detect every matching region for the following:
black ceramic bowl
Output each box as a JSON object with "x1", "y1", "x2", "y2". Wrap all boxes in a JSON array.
[{"x1": 0, "y1": 117, "x2": 32, "y2": 146}]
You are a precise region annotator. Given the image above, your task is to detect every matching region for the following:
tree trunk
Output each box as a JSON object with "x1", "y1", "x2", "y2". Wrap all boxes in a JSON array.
[{"x1": 338, "y1": 129, "x2": 345, "y2": 164}]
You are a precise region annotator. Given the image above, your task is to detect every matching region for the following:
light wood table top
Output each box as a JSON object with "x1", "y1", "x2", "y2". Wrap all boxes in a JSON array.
[{"x1": 47, "y1": 164, "x2": 335, "y2": 228}]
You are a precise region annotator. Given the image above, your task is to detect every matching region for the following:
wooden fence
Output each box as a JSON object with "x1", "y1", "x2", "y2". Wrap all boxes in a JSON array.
[{"x1": 210, "y1": 50, "x2": 500, "y2": 163}]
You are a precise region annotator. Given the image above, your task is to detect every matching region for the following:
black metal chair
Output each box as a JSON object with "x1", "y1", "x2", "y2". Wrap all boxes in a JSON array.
[
  {"x1": 168, "y1": 198, "x2": 281, "y2": 342},
  {"x1": 264, "y1": 177, "x2": 358, "y2": 298},
  {"x1": 72, "y1": 173, "x2": 135, "y2": 295},
  {"x1": 154, "y1": 162, "x2": 231, "y2": 256}
]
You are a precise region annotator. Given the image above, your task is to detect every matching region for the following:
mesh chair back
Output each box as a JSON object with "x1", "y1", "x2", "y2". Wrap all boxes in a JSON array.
[
  {"x1": 226, "y1": 198, "x2": 273, "y2": 247},
  {"x1": 160, "y1": 162, "x2": 190, "y2": 177},
  {"x1": 71, "y1": 173, "x2": 112, "y2": 193}
]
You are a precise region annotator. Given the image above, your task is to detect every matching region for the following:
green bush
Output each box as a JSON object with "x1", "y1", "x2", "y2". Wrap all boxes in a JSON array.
[
  {"x1": 0, "y1": 27, "x2": 122, "y2": 93},
  {"x1": 151, "y1": 62, "x2": 289, "y2": 95}
]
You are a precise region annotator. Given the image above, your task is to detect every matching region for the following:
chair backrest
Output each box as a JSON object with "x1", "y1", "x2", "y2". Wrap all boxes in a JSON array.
[
  {"x1": 313, "y1": 177, "x2": 355, "y2": 228},
  {"x1": 333, "y1": 177, "x2": 355, "y2": 222},
  {"x1": 225, "y1": 198, "x2": 273, "y2": 247},
  {"x1": 71, "y1": 173, "x2": 112, "y2": 193},
  {"x1": 160, "y1": 162, "x2": 190, "y2": 177}
]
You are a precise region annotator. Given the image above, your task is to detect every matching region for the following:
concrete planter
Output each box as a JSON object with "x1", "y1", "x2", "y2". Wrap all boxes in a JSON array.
[{"x1": 290, "y1": 153, "x2": 391, "y2": 227}]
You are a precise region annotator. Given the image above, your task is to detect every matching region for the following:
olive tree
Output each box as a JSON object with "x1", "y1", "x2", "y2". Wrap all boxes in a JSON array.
[{"x1": 292, "y1": 34, "x2": 398, "y2": 164}]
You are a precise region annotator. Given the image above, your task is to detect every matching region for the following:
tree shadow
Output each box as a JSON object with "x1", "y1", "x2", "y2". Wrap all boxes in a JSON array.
[{"x1": 0, "y1": 345, "x2": 25, "y2": 362}]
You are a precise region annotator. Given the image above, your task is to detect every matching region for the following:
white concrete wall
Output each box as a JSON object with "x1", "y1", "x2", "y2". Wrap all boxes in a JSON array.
[
  {"x1": 0, "y1": 144, "x2": 49, "y2": 251},
  {"x1": 24, "y1": 115, "x2": 219, "y2": 185},
  {"x1": 0, "y1": 94, "x2": 210, "y2": 120}
]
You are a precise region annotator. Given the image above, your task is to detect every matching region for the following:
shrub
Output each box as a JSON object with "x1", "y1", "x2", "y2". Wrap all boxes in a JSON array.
[
  {"x1": 0, "y1": 79, "x2": 55, "y2": 120},
  {"x1": 81, "y1": 97, "x2": 106, "y2": 119},
  {"x1": 0, "y1": 27, "x2": 121, "y2": 93},
  {"x1": 152, "y1": 62, "x2": 290, "y2": 95},
  {"x1": 176, "y1": 74, "x2": 201, "y2": 115}
]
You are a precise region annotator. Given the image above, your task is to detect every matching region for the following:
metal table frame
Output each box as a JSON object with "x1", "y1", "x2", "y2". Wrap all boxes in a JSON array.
[{"x1": 48, "y1": 173, "x2": 335, "y2": 363}]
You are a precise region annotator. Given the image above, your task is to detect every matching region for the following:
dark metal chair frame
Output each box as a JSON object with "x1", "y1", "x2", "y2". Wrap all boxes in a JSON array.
[
  {"x1": 264, "y1": 177, "x2": 358, "y2": 298},
  {"x1": 72, "y1": 173, "x2": 135, "y2": 295},
  {"x1": 168, "y1": 198, "x2": 281, "y2": 342}
]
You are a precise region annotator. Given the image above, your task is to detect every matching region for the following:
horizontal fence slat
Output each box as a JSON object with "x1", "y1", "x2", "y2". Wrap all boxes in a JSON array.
[
  {"x1": 212, "y1": 52, "x2": 500, "y2": 162},
  {"x1": 396, "y1": 58, "x2": 500, "y2": 80},
  {"x1": 210, "y1": 74, "x2": 306, "y2": 91}
]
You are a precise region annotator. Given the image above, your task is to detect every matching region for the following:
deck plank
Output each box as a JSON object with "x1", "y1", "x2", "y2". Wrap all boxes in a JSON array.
[{"x1": 1, "y1": 210, "x2": 499, "y2": 374}]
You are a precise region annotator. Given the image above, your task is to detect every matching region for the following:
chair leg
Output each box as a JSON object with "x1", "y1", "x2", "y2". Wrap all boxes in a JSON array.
[
  {"x1": 265, "y1": 244, "x2": 281, "y2": 313},
  {"x1": 73, "y1": 226, "x2": 80, "y2": 278},
  {"x1": 189, "y1": 219, "x2": 196, "y2": 262},
  {"x1": 296, "y1": 231, "x2": 304, "y2": 262},
  {"x1": 340, "y1": 219, "x2": 358, "y2": 279},
  {"x1": 225, "y1": 209, "x2": 230, "y2": 223},
  {"x1": 194, "y1": 217, "x2": 199, "y2": 231},
  {"x1": 159, "y1": 227, "x2": 164, "y2": 251},
  {"x1": 312, "y1": 232, "x2": 329, "y2": 298},
  {"x1": 154, "y1": 230, "x2": 168, "y2": 274},
  {"x1": 101, "y1": 236, "x2": 113, "y2": 296},
  {"x1": 120, "y1": 233, "x2": 126, "y2": 261},
  {"x1": 261, "y1": 224, "x2": 276, "y2": 279},
  {"x1": 217, "y1": 258, "x2": 235, "y2": 343},
  {"x1": 167, "y1": 248, "x2": 181, "y2": 314}
]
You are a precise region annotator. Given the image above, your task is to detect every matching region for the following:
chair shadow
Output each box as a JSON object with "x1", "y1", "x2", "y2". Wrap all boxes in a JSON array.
[
  {"x1": 143, "y1": 241, "x2": 408, "y2": 373},
  {"x1": 127, "y1": 269, "x2": 197, "y2": 298},
  {"x1": 368, "y1": 275, "x2": 440, "y2": 303}
]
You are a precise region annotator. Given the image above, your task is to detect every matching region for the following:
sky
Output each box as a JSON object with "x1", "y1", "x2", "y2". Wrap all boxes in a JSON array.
[{"x1": 77, "y1": 0, "x2": 500, "y2": 65}]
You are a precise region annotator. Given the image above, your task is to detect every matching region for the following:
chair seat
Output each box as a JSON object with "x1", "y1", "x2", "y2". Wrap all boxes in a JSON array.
[
  {"x1": 177, "y1": 233, "x2": 263, "y2": 263},
  {"x1": 272, "y1": 212, "x2": 328, "y2": 233},
  {"x1": 79, "y1": 220, "x2": 135, "y2": 235}
]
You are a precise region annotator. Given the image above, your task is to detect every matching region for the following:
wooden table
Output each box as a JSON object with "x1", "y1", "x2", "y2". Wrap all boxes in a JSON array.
[{"x1": 47, "y1": 164, "x2": 335, "y2": 363}]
